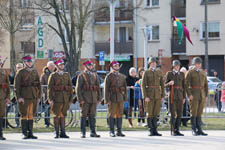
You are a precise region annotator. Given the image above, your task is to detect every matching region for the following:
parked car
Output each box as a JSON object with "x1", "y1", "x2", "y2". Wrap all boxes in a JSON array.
[
  {"x1": 96, "y1": 70, "x2": 109, "y2": 88},
  {"x1": 207, "y1": 76, "x2": 222, "y2": 95}
]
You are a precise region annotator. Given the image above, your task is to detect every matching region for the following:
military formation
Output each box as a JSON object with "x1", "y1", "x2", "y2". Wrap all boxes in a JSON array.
[{"x1": 0, "y1": 55, "x2": 209, "y2": 140}]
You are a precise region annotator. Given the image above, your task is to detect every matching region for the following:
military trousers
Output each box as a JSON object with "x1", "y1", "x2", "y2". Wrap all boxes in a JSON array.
[
  {"x1": 80, "y1": 102, "x2": 97, "y2": 118},
  {"x1": 52, "y1": 103, "x2": 70, "y2": 117},
  {"x1": 169, "y1": 99, "x2": 183, "y2": 118},
  {"x1": 108, "y1": 102, "x2": 124, "y2": 118},
  {"x1": 189, "y1": 97, "x2": 206, "y2": 117},
  {"x1": 19, "y1": 99, "x2": 37, "y2": 119},
  {"x1": 144, "y1": 99, "x2": 161, "y2": 118}
]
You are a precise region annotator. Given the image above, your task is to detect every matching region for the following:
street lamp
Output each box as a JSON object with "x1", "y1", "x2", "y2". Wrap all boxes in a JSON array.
[{"x1": 108, "y1": 0, "x2": 117, "y2": 63}]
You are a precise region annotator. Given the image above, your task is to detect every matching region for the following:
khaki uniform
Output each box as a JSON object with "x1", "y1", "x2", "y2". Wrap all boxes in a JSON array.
[
  {"x1": 141, "y1": 68, "x2": 165, "y2": 136},
  {"x1": 76, "y1": 71, "x2": 101, "y2": 117},
  {"x1": 47, "y1": 71, "x2": 73, "y2": 117},
  {"x1": 0, "y1": 69, "x2": 10, "y2": 117},
  {"x1": 141, "y1": 68, "x2": 165, "y2": 118},
  {"x1": 104, "y1": 72, "x2": 127, "y2": 118},
  {"x1": 14, "y1": 68, "x2": 41, "y2": 118},
  {"x1": 185, "y1": 68, "x2": 208, "y2": 135},
  {"x1": 76, "y1": 71, "x2": 101, "y2": 137},
  {"x1": 48, "y1": 70, "x2": 72, "y2": 138},
  {"x1": 165, "y1": 71, "x2": 185, "y2": 134},
  {"x1": 104, "y1": 71, "x2": 127, "y2": 136},
  {"x1": 185, "y1": 69, "x2": 208, "y2": 117},
  {"x1": 14, "y1": 67, "x2": 41, "y2": 139},
  {"x1": 0, "y1": 68, "x2": 10, "y2": 140}
]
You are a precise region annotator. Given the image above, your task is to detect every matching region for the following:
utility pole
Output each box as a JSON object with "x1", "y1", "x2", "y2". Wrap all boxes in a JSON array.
[
  {"x1": 109, "y1": 0, "x2": 116, "y2": 63},
  {"x1": 204, "y1": 0, "x2": 208, "y2": 73}
]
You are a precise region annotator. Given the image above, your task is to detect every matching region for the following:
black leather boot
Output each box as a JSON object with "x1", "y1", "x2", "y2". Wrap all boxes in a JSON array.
[
  {"x1": 147, "y1": 118, "x2": 154, "y2": 136},
  {"x1": 80, "y1": 117, "x2": 86, "y2": 138},
  {"x1": 191, "y1": 117, "x2": 198, "y2": 136},
  {"x1": 28, "y1": 120, "x2": 38, "y2": 139},
  {"x1": 59, "y1": 117, "x2": 69, "y2": 138},
  {"x1": 21, "y1": 120, "x2": 29, "y2": 139},
  {"x1": 0, "y1": 118, "x2": 6, "y2": 140},
  {"x1": 174, "y1": 118, "x2": 184, "y2": 136},
  {"x1": 153, "y1": 117, "x2": 162, "y2": 136},
  {"x1": 116, "y1": 118, "x2": 125, "y2": 137},
  {"x1": 109, "y1": 117, "x2": 115, "y2": 137},
  {"x1": 196, "y1": 117, "x2": 207, "y2": 136},
  {"x1": 54, "y1": 117, "x2": 60, "y2": 138},
  {"x1": 89, "y1": 117, "x2": 100, "y2": 138}
]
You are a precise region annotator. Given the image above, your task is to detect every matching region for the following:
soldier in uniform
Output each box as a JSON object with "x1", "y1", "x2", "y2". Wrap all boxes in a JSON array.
[
  {"x1": 14, "y1": 55, "x2": 41, "y2": 139},
  {"x1": 165, "y1": 60, "x2": 185, "y2": 136},
  {"x1": 185, "y1": 57, "x2": 208, "y2": 136},
  {"x1": 104, "y1": 61, "x2": 127, "y2": 137},
  {"x1": 141, "y1": 57, "x2": 165, "y2": 136},
  {"x1": 0, "y1": 56, "x2": 10, "y2": 140},
  {"x1": 76, "y1": 60, "x2": 101, "y2": 138},
  {"x1": 48, "y1": 59, "x2": 73, "y2": 138}
]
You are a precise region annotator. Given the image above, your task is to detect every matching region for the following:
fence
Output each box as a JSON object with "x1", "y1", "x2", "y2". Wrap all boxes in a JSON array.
[{"x1": 3, "y1": 85, "x2": 225, "y2": 129}]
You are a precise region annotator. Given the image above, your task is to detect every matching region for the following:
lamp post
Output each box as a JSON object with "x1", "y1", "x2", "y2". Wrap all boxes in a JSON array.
[
  {"x1": 109, "y1": 0, "x2": 116, "y2": 63},
  {"x1": 204, "y1": 0, "x2": 209, "y2": 73}
]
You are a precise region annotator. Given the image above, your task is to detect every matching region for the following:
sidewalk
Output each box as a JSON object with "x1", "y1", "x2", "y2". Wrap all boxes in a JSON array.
[{"x1": 1, "y1": 131, "x2": 225, "y2": 150}]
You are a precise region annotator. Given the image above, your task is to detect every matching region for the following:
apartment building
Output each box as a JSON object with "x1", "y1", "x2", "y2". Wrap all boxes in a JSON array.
[
  {"x1": 186, "y1": 0, "x2": 224, "y2": 79},
  {"x1": 2, "y1": 0, "x2": 225, "y2": 79}
]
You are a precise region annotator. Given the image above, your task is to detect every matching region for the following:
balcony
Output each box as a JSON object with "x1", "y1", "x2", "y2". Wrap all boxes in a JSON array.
[
  {"x1": 95, "y1": 41, "x2": 133, "y2": 55},
  {"x1": 171, "y1": 38, "x2": 186, "y2": 54},
  {"x1": 95, "y1": 10, "x2": 133, "y2": 22}
]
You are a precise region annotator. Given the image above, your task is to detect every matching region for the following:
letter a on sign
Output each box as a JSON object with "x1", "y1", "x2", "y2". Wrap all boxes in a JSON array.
[{"x1": 37, "y1": 16, "x2": 43, "y2": 25}]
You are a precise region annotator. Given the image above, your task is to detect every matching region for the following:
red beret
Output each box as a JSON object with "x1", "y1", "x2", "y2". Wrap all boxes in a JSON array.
[
  {"x1": 83, "y1": 60, "x2": 93, "y2": 66},
  {"x1": 23, "y1": 55, "x2": 32, "y2": 62},
  {"x1": 110, "y1": 61, "x2": 119, "y2": 67},
  {"x1": 55, "y1": 59, "x2": 64, "y2": 65}
]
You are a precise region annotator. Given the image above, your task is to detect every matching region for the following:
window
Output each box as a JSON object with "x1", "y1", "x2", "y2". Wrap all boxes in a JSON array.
[
  {"x1": 145, "y1": 0, "x2": 159, "y2": 8},
  {"x1": 146, "y1": 25, "x2": 159, "y2": 41},
  {"x1": 20, "y1": 13, "x2": 34, "y2": 31},
  {"x1": 21, "y1": 42, "x2": 35, "y2": 54},
  {"x1": 201, "y1": 0, "x2": 221, "y2": 5},
  {"x1": 20, "y1": 0, "x2": 31, "y2": 8},
  {"x1": 200, "y1": 22, "x2": 220, "y2": 39}
]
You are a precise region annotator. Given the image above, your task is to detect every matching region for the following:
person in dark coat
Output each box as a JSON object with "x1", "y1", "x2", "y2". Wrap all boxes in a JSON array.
[{"x1": 126, "y1": 67, "x2": 138, "y2": 128}]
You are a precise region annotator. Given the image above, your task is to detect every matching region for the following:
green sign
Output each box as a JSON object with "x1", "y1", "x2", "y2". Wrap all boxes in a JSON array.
[
  {"x1": 104, "y1": 55, "x2": 130, "y2": 62},
  {"x1": 36, "y1": 16, "x2": 45, "y2": 59},
  {"x1": 37, "y1": 51, "x2": 44, "y2": 59}
]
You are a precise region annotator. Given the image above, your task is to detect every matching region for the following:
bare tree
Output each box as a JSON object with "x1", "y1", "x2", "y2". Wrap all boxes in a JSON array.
[
  {"x1": 0, "y1": 0, "x2": 27, "y2": 74},
  {"x1": 34, "y1": 0, "x2": 100, "y2": 75}
]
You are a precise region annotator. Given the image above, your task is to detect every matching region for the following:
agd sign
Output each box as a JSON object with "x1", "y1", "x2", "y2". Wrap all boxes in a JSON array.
[{"x1": 36, "y1": 16, "x2": 44, "y2": 59}]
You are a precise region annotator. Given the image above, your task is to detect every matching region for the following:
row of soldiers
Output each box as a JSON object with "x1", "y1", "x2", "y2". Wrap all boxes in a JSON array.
[{"x1": 0, "y1": 55, "x2": 208, "y2": 140}]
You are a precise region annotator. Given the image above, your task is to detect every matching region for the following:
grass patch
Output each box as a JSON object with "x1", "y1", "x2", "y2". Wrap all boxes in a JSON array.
[{"x1": 3, "y1": 112, "x2": 225, "y2": 134}]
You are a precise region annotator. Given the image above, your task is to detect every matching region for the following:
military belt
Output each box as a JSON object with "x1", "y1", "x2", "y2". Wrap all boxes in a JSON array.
[
  {"x1": 191, "y1": 86, "x2": 202, "y2": 89},
  {"x1": 0, "y1": 84, "x2": 9, "y2": 89}
]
